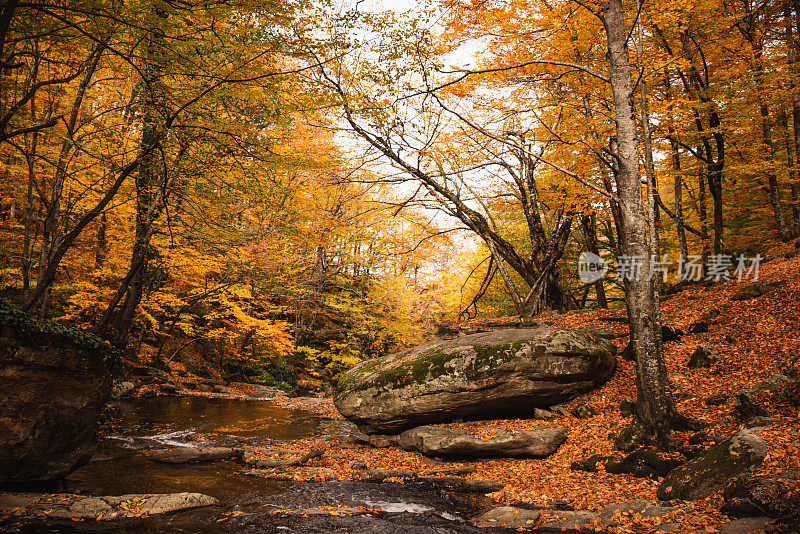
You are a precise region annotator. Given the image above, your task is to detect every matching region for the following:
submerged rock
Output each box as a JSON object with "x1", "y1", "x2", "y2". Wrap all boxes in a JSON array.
[
  {"x1": 397, "y1": 425, "x2": 567, "y2": 458},
  {"x1": 0, "y1": 492, "x2": 218, "y2": 520},
  {"x1": 143, "y1": 446, "x2": 240, "y2": 464},
  {"x1": 242, "y1": 447, "x2": 323, "y2": 468},
  {"x1": 334, "y1": 326, "x2": 616, "y2": 434}
]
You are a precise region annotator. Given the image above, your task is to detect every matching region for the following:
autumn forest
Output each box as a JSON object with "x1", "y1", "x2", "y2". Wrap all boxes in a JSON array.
[{"x1": 1, "y1": 0, "x2": 799, "y2": 531}]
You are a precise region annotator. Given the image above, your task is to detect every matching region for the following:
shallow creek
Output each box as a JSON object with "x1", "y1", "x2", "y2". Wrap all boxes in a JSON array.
[{"x1": 4, "y1": 396, "x2": 502, "y2": 533}]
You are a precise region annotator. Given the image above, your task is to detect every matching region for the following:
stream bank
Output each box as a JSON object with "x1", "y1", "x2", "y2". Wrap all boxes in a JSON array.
[{"x1": 0, "y1": 395, "x2": 499, "y2": 533}]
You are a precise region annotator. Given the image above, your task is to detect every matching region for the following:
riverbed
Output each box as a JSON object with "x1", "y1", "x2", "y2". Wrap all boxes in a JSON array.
[{"x1": 2, "y1": 396, "x2": 500, "y2": 533}]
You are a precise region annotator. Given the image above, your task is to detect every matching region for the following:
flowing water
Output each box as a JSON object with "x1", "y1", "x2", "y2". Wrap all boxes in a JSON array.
[{"x1": 3, "y1": 396, "x2": 501, "y2": 533}]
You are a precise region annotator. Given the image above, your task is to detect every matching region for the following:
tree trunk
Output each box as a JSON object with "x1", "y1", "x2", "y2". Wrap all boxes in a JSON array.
[
  {"x1": 752, "y1": 37, "x2": 791, "y2": 241},
  {"x1": 99, "y1": 23, "x2": 166, "y2": 343},
  {"x1": 95, "y1": 211, "x2": 107, "y2": 269},
  {"x1": 790, "y1": 0, "x2": 800, "y2": 235},
  {"x1": 581, "y1": 213, "x2": 607, "y2": 308},
  {"x1": 671, "y1": 139, "x2": 689, "y2": 260},
  {"x1": 698, "y1": 160, "x2": 710, "y2": 264},
  {"x1": 27, "y1": 45, "x2": 103, "y2": 316},
  {"x1": 601, "y1": 0, "x2": 678, "y2": 449}
]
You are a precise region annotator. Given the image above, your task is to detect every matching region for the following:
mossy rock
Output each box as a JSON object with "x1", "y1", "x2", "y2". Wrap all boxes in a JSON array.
[
  {"x1": 657, "y1": 430, "x2": 766, "y2": 501},
  {"x1": 334, "y1": 326, "x2": 617, "y2": 434}
]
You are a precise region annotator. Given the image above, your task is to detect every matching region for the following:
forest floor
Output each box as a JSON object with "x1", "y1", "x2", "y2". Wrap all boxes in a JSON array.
[
  {"x1": 124, "y1": 240, "x2": 800, "y2": 532},
  {"x1": 239, "y1": 240, "x2": 800, "y2": 533}
]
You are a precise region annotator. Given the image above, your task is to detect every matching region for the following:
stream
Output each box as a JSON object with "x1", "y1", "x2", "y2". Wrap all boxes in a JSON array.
[{"x1": 4, "y1": 396, "x2": 501, "y2": 533}]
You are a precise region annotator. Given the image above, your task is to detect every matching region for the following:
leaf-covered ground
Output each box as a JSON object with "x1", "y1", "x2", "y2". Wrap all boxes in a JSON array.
[{"x1": 251, "y1": 240, "x2": 800, "y2": 532}]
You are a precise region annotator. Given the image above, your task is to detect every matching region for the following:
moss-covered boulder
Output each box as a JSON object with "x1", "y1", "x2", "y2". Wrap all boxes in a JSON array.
[
  {"x1": 657, "y1": 430, "x2": 767, "y2": 501},
  {"x1": 334, "y1": 326, "x2": 617, "y2": 434}
]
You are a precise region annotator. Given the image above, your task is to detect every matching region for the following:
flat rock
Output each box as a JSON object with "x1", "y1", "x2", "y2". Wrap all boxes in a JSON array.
[
  {"x1": 334, "y1": 326, "x2": 616, "y2": 434},
  {"x1": 227, "y1": 382, "x2": 288, "y2": 397},
  {"x1": 242, "y1": 467, "x2": 336, "y2": 481},
  {"x1": 357, "y1": 469, "x2": 417, "y2": 482},
  {"x1": 242, "y1": 448, "x2": 323, "y2": 468},
  {"x1": 0, "y1": 492, "x2": 218, "y2": 520},
  {"x1": 598, "y1": 499, "x2": 676, "y2": 525},
  {"x1": 418, "y1": 477, "x2": 504, "y2": 493},
  {"x1": 425, "y1": 466, "x2": 476, "y2": 476},
  {"x1": 657, "y1": 430, "x2": 766, "y2": 501},
  {"x1": 570, "y1": 454, "x2": 615, "y2": 472},
  {"x1": 473, "y1": 506, "x2": 541, "y2": 529},
  {"x1": 397, "y1": 425, "x2": 567, "y2": 458},
  {"x1": 536, "y1": 510, "x2": 599, "y2": 533},
  {"x1": 143, "y1": 446, "x2": 240, "y2": 464}
]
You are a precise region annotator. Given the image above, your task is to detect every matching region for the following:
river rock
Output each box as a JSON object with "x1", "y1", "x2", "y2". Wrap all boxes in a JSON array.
[
  {"x1": 0, "y1": 492, "x2": 218, "y2": 520},
  {"x1": 657, "y1": 430, "x2": 766, "y2": 501},
  {"x1": 0, "y1": 318, "x2": 114, "y2": 486},
  {"x1": 357, "y1": 469, "x2": 417, "y2": 481},
  {"x1": 536, "y1": 510, "x2": 599, "y2": 533},
  {"x1": 334, "y1": 326, "x2": 616, "y2": 434},
  {"x1": 228, "y1": 382, "x2": 288, "y2": 397},
  {"x1": 598, "y1": 500, "x2": 676, "y2": 525},
  {"x1": 243, "y1": 448, "x2": 323, "y2": 468},
  {"x1": 397, "y1": 425, "x2": 567, "y2": 458},
  {"x1": 143, "y1": 446, "x2": 240, "y2": 463},
  {"x1": 242, "y1": 467, "x2": 337, "y2": 481},
  {"x1": 473, "y1": 506, "x2": 542, "y2": 529},
  {"x1": 570, "y1": 403, "x2": 596, "y2": 419}
]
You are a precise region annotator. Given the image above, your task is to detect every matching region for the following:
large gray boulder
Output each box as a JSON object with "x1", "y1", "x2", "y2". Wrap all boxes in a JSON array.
[
  {"x1": 397, "y1": 425, "x2": 567, "y2": 458},
  {"x1": 657, "y1": 430, "x2": 767, "y2": 501},
  {"x1": 334, "y1": 326, "x2": 616, "y2": 434},
  {"x1": 0, "y1": 319, "x2": 114, "y2": 487}
]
